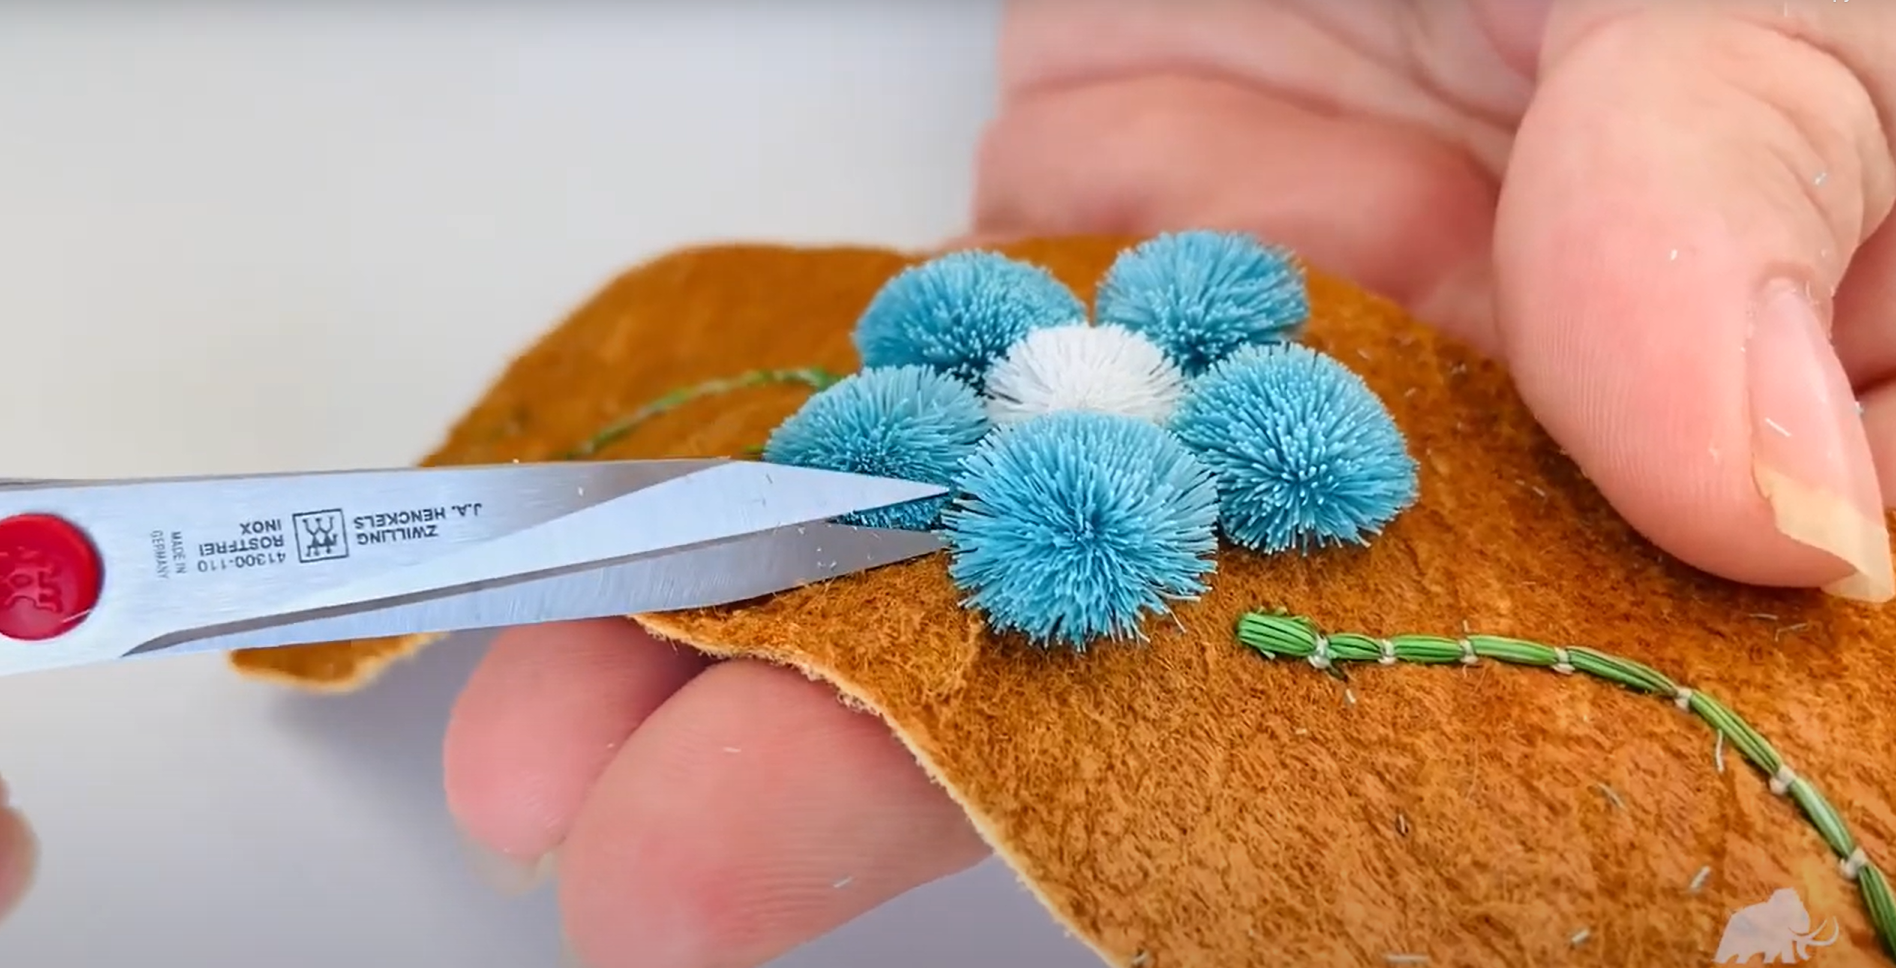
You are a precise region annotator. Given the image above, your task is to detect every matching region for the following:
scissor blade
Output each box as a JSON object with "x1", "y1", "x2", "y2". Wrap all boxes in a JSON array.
[
  {"x1": 137, "y1": 522, "x2": 946, "y2": 657},
  {"x1": 0, "y1": 459, "x2": 945, "y2": 678},
  {"x1": 129, "y1": 458, "x2": 944, "y2": 650},
  {"x1": 3, "y1": 458, "x2": 727, "y2": 601}
]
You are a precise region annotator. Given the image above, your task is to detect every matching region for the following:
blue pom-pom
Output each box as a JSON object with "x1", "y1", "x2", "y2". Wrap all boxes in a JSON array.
[
  {"x1": 1171, "y1": 343, "x2": 1417, "y2": 553},
  {"x1": 853, "y1": 251, "x2": 1086, "y2": 386},
  {"x1": 1095, "y1": 230, "x2": 1308, "y2": 375},
  {"x1": 763, "y1": 365, "x2": 989, "y2": 531},
  {"x1": 943, "y1": 411, "x2": 1220, "y2": 648}
]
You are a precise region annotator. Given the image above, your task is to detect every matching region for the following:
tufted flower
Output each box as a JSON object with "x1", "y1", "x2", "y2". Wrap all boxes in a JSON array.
[
  {"x1": 1171, "y1": 343, "x2": 1416, "y2": 553},
  {"x1": 943, "y1": 410, "x2": 1220, "y2": 648},
  {"x1": 983, "y1": 322, "x2": 1188, "y2": 429},
  {"x1": 1095, "y1": 230, "x2": 1307, "y2": 376},
  {"x1": 763, "y1": 365, "x2": 989, "y2": 531},
  {"x1": 852, "y1": 250, "x2": 1086, "y2": 387}
]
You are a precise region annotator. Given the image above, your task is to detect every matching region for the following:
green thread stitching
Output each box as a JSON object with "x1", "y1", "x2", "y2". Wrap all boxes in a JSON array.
[
  {"x1": 1235, "y1": 610, "x2": 1896, "y2": 960},
  {"x1": 550, "y1": 359, "x2": 1896, "y2": 954},
  {"x1": 560, "y1": 367, "x2": 843, "y2": 460}
]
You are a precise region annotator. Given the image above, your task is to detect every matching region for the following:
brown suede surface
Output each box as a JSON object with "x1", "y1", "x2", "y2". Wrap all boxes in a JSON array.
[{"x1": 231, "y1": 237, "x2": 1894, "y2": 966}]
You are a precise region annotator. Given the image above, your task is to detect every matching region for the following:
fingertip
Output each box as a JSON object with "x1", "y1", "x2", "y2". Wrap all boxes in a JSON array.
[
  {"x1": 1745, "y1": 279, "x2": 1892, "y2": 601},
  {"x1": 0, "y1": 806, "x2": 37, "y2": 922},
  {"x1": 1493, "y1": 13, "x2": 1892, "y2": 594},
  {"x1": 557, "y1": 660, "x2": 987, "y2": 968},
  {"x1": 443, "y1": 619, "x2": 706, "y2": 866}
]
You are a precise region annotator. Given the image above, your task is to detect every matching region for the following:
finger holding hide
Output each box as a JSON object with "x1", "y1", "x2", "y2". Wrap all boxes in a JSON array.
[
  {"x1": 443, "y1": 619, "x2": 708, "y2": 892},
  {"x1": 0, "y1": 779, "x2": 32, "y2": 922},
  {"x1": 970, "y1": 0, "x2": 1511, "y2": 345},
  {"x1": 556, "y1": 658, "x2": 989, "y2": 968},
  {"x1": 1492, "y1": 2, "x2": 1896, "y2": 599}
]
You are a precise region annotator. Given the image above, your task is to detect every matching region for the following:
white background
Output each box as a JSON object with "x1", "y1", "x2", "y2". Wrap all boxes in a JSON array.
[{"x1": 0, "y1": 5, "x2": 1100, "y2": 965}]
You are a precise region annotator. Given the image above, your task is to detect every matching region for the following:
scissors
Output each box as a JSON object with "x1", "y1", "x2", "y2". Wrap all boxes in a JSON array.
[{"x1": 0, "y1": 459, "x2": 948, "y2": 679}]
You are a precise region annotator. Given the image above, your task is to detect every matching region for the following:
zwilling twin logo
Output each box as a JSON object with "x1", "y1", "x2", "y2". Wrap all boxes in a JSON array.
[
  {"x1": 292, "y1": 509, "x2": 348, "y2": 564},
  {"x1": 1714, "y1": 888, "x2": 1839, "y2": 963}
]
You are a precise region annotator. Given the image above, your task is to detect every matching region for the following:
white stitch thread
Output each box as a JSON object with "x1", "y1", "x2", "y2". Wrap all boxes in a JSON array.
[
  {"x1": 1770, "y1": 764, "x2": 1798, "y2": 796},
  {"x1": 1674, "y1": 686, "x2": 1694, "y2": 712},
  {"x1": 1378, "y1": 639, "x2": 1397, "y2": 665},
  {"x1": 1689, "y1": 865, "x2": 1712, "y2": 893},
  {"x1": 1841, "y1": 846, "x2": 1869, "y2": 882},
  {"x1": 1551, "y1": 647, "x2": 1574, "y2": 675},
  {"x1": 1458, "y1": 638, "x2": 1477, "y2": 665},
  {"x1": 1309, "y1": 634, "x2": 1333, "y2": 671}
]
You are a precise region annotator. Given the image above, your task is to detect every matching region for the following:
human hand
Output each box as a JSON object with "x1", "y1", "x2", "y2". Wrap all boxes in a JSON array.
[
  {"x1": 972, "y1": 0, "x2": 1896, "y2": 602},
  {"x1": 443, "y1": 3, "x2": 1896, "y2": 966},
  {"x1": 0, "y1": 776, "x2": 36, "y2": 924}
]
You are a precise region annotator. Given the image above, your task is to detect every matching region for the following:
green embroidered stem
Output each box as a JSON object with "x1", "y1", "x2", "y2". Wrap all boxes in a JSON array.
[
  {"x1": 561, "y1": 367, "x2": 843, "y2": 460},
  {"x1": 1235, "y1": 610, "x2": 1896, "y2": 960}
]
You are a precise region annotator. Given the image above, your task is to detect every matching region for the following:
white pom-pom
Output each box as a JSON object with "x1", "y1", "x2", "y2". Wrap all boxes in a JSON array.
[{"x1": 983, "y1": 323, "x2": 1187, "y2": 427}]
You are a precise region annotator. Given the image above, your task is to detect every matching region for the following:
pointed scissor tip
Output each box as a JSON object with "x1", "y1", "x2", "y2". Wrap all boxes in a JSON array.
[{"x1": 726, "y1": 461, "x2": 947, "y2": 514}]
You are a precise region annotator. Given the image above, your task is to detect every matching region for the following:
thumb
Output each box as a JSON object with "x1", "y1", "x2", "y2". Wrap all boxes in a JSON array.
[{"x1": 1493, "y1": 3, "x2": 1896, "y2": 601}]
